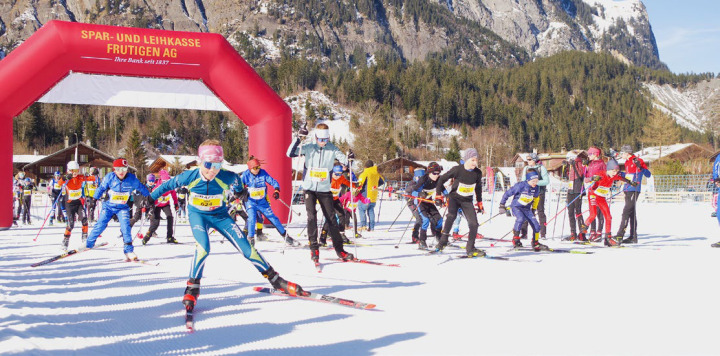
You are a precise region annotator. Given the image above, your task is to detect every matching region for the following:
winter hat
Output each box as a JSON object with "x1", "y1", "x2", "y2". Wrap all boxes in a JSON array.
[
  {"x1": 587, "y1": 147, "x2": 601, "y2": 157},
  {"x1": 606, "y1": 158, "x2": 620, "y2": 171},
  {"x1": 158, "y1": 170, "x2": 170, "y2": 181},
  {"x1": 365, "y1": 160, "x2": 374, "y2": 167},
  {"x1": 427, "y1": 162, "x2": 442, "y2": 174},
  {"x1": 463, "y1": 148, "x2": 478, "y2": 162},
  {"x1": 332, "y1": 165, "x2": 344, "y2": 174},
  {"x1": 621, "y1": 145, "x2": 633, "y2": 154},
  {"x1": 147, "y1": 174, "x2": 156, "y2": 183},
  {"x1": 113, "y1": 158, "x2": 128, "y2": 168},
  {"x1": 198, "y1": 145, "x2": 224, "y2": 163},
  {"x1": 526, "y1": 169, "x2": 539, "y2": 181},
  {"x1": 528, "y1": 153, "x2": 539, "y2": 161}
]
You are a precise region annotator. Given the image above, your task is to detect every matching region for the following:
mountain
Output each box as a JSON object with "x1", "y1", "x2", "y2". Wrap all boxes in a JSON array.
[
  {"x1": 0, "y1": 0, "x2": 664, "y2": 69},
  {"x1": 644, "y1": 78, "x2": 720, "y2": 132}
]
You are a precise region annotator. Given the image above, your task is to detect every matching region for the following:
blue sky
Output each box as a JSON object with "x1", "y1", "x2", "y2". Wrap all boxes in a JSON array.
[{"x1": 644, "y1": 0, "x2": 720, "y2": 74}]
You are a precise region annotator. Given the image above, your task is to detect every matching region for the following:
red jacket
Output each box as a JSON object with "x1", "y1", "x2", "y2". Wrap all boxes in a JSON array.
[{"x1": 151, "y1": 183, "x2": 178, "y2": 208}]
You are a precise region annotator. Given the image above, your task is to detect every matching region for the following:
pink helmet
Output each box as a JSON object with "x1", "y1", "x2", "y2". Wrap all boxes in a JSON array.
[
  {"x1": 158, "y1": 169, "x2": 170, "y2": 182},
  {"x1": 587, "y1": 147, "x2": 601, "y2": 157}
]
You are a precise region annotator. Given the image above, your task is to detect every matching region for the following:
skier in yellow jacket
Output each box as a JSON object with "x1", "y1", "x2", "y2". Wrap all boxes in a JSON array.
[{"x1": 356, "y1": 160, "x2": 385, "y2": 232}]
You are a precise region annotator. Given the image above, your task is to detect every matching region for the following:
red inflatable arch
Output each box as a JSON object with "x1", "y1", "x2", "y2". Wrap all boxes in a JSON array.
[{"x1": 0, "y1": 20, "x2": 292, "y2": 229}]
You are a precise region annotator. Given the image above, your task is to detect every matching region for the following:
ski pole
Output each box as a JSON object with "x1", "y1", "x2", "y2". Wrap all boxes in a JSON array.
[
  {"x1": 33, "y1": 185, "x2": 67, "y2": 242},
  {"x1": 277, "y1": 197, "x2": 301, "y2": 216},
  {"x1": 387, "y1": 201, "x2": 407, "y2": 232},
  {"x1": 395, "y1": 193, "x2": 436, "y2": 204},
  {"x1": 393, "y1": 214, "x2": 416, "y2": 248},
  {"x1": 544, "y1": 184, "x2": 588, "y2": 226},
  {"x1": 551, "y1": 188, "x2": 562, "y2": 239},
  {"x1": 376, "y1": 186, "x2": 385, "y2": 223}
]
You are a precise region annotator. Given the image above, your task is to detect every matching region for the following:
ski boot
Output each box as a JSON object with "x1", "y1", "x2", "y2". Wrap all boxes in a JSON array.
[
  {"x1": 712, "y1": 241, "x2": 720, "y2": 248},
  {"x1": 167, "y1": 236, "x2": 179, "y2": 244},
  {"x1": 604, "y1": 233, "x2": 620, "y2": 247},
  {"x1": 319, "y1": 229, "x2": 328, "y2": 246},
  {"x1": 417, "y1": 239, "x2": 428, "y2": 250},
  {"x1": 125, "y1": 251, "x2": 139, "y2": 261},
  {"x1": 342, "y1": 234, "x2": 352, "y2": 245},
  {"x1": 256, "y1": 229, "x2": 267, "y2": 241},
  {"x1": 310, "y1": 248, "x2": 320, "y2": 263},
  {"x1": 183, "y1": 278, "x2": 201, "y2": 312},
  {"x1": 466, "y1": 248, "x2": 486, "y2": 258},
  {"x1": 713, "y1": 212, "x2": 717, "y2": 218},
  {"x1": 615, "y1": 228, "x2": 626, "y2": 241},
  {"x1": 61, "y1": 236, "x2": 70, "y2": 251},
  {"x1": 621, "y1": 231, "x2": 637, "y2": 244},
  {"x1": 283, "y1": 232, "x2": 299, "y2": 246},
  {"x1": 142, "y1": 234, "x2": 151, "y2": 245},
  {"x1": 338, "y1": 251, "x2": 355, "y2": 261},
  {"x1": 263, "y1": 267, "x2": 305, "y2": 296},
  {"x1": 81, "y1": 232, "x2": 88, "y2": 245},
  {"x1": 562, "y1": 233, "x2": 577, "y2": 242},
  {"x1": 532, "y1": 240, "x2": 550, "y2": 252},
  {"x1": 512, "y1": 231, "x2": 523, "y2": 248},
  {"x1": 49, "y1": 218, "x2": 54, "y2": 226}
]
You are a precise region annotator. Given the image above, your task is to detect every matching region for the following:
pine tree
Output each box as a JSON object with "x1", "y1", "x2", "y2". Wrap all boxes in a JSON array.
[
  {"x1": 445, "y1": 136, "x2": 461, "y2": 161},
  {"x1": 126, "y1": 129, "x2": 147, "y2": 179}
]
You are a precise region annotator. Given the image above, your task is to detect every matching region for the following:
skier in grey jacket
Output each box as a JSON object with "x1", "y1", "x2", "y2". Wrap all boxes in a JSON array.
[{"x1": 287, "y1": 122, "x2": 355, "y2": 263}]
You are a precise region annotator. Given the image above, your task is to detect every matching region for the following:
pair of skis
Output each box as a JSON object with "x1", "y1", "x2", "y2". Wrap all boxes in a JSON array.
[{"x1": 186, "y1": 286, "x2": 377, "y2": 331}]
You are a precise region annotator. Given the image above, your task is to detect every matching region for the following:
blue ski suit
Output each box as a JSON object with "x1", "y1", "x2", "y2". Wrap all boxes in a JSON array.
[
  {"x1": 86, "y1": 172, "x2": 150, "y2": 253},
  {"x1": 240, "y1": 169, "x2": 285, "y2": 238},
  {"x1": 500, "y1": 181, "x2": 541, "y2": 238},
  {"x1": 150, "y1": 168, "x2": 271, "y2": 279}
]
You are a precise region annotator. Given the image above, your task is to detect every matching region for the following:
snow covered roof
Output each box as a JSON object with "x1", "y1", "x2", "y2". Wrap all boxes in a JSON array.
[
  {"x1": 630, "y1": 143, "x2": 709, "y2": 163},
  {"x1": 415, "y1": 159, "x2": 459, "y2": 172},
  {"x1": 13, "y1": 155, "x2": 47, "y2": 164}
]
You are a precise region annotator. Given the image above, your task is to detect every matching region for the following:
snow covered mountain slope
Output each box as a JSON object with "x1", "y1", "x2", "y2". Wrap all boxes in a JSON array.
[{"x1": 644, "y1": 78, "x2": 720, "y2": 131}]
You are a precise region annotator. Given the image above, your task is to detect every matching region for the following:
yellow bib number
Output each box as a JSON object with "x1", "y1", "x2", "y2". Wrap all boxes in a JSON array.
[
  {"x1": 178, "y1": 193, "x2": 186, "y2": 199},
  {"x1": 68, "y1": 188, "x2": 82, "y2": 200},
  {"x1": 457, "y1": 183, "x2": 475, "y2": 197},
  {"x1": 330, "y1": 187, "x2": 341, "y2": 197},
  {"x1": 595, "y1": 186, "x2": 611, "y2": 198},
  {"x1": 248, "y1": 187, "x2": 266, "y2": 200},
  {"x1": 23, "y1": 189, "x2": 32, "y2": 196},
  {"x1": 518, "y1": 194, "x2": 534, "y2": 206},
  {"x1": 190, "y1": 193, "x2": 223, "y2": 211},
  {"x1": 157, "y1": 195, "x2": 170, "y2": 204},
  {"x1": 109, "y1": 191, "x2": 130, "y2": 204},
  {"x1": 309, "y1": 168, "x2": 329, "y2": 182}
]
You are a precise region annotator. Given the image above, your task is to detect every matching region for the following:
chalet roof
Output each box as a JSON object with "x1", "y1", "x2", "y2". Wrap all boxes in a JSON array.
[
  {"x1": 626, "y1": 143, "x2": 712, "y2": 163},
  {"x1": 21, "y1": 142, "x2": 125, "y2": 171},
  {"x1": 13, "y1": 155, "x2": 47, "y2": 164}
]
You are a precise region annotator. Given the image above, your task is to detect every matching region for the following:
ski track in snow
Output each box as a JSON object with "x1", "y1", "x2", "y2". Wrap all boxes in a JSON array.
[{"x1": 2, "y1": 196, "x2": 719, "y2": 355}]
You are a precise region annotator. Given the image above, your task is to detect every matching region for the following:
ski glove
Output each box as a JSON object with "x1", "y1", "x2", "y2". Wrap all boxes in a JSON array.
[
  {"x1": 347, "y1": 149, "x2": 355, "y2": 160},
  {"x1": 499, "y1": 204, "x2": 511, "y2": 217},
  {"x1": 434, "y1": 196, "x2": 445, "y2": 207},
  {"x1": 298, "y1": 123, "x2": 309, "y2": 137},
  {"x1": 476, "y1": 202, "x2": 484, "y2": 214},
  {"x1": 273, "y1": 189, "x2": 280, "y2": 200},
  {"x1": 630, "y1": 181, "x2": 639, "y2": 187},
  {"x1": 633, "y1": 157, "x2": 642, "y2": 168}
]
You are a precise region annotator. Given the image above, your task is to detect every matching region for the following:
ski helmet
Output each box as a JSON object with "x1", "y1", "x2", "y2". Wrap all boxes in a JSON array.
[
  {"x1": 25, "y1": 177, "x2": 31, "y2": 183},
  {"x1": 332, "y1": 165, "x2": 344, "y2": 174},
  {"x1": 606, "y1": 158, "x2": 620, "y2": 171},
  {"x1": 147, "y1": 174, "x2": 156, "y2": 183},
  {"x1": 54, "y1": 171, "x2": 61, "y2": 177},
  {"x1": 67, "y1": 161, "x2": 80, "y2": 171},
  {"x1": 427, "y1": 162, "x2": 442, "y2": 174}
]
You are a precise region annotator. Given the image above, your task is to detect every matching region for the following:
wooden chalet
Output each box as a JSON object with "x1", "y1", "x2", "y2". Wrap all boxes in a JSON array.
[
  {"x1": 21, "y1": 142, "x2": 122, "y2": 181},
  {"x1": 377, "y1": 157, "x2": 427, "y2": 182}
]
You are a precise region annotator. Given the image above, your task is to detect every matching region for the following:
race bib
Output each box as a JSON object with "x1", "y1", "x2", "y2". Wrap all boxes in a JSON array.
[
  {"x1": 189, "y1": 192, "x2": 223, "y2": 211},
  {"x1": 178, "y1": 193, "x2": 186, "y2": 199},
  {"x1": 594, "y1": 186, "x2": 611, "y2": 198},
  {"x1": 157, "y1": 195, "x2": 170, "y2": 204},
  {"x1": 309, "y1": 168, "x2": 329, "y2": 182},
  {"x1": 330, "y1": 187, "x2": 341, "y2": 197},
  {"x1": 518, "y1": 193, "x2": 534, "y2": 206},
  {"x1": 53, "y1": 182, "x2": 61, "y2": 190},
  {"x1": 422, "y1": 188, "x2": 435, "y2": 199},
  {"x1": 67, "y1": 188, "x2": 82, "y2": 200},
  {"x1": 248, "y1": 187, "x2": 266, "y2": 200},
  {"x1": 23, "y1": 189, "x2": 32, "y2": 196},
  {"x1": 347, "y1": 202, "x2": 357, "y2": 210},
  {"x1": 457, "y1": 183, "x2": 475, "y2": 197},
  {"x1": 108, "y1": 191, "x2": 130, "y2": 204}
]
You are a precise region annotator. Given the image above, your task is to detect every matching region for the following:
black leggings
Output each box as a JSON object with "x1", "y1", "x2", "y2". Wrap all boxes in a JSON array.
[
  {"x1": 148, "y1": 205, "x2": 174, "y2": 239},
  {"x1": 441, "y1": 199, "x2": 478, "y2": 252},
  {"x1": 305, "y1": 190, "x2": 345, "y2": 254}
]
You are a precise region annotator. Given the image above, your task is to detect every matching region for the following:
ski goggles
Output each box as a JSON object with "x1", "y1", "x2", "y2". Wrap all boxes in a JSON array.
[
  {"x1": 114, "y1": 167, "x2": 128, "y2": 173},
  {"x1": 317, "y1": 137, "x2": 329, "y2": 143},
  {"x1": 202, "y1": 161, "x2": 223, "y2": 170},
  {"x1": 251, "y1": 166, "x2": 261, "y2": 171}
]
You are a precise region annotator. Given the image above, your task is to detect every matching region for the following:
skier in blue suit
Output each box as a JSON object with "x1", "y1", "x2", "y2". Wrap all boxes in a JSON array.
[
  {"x1": 85, "y1": 158, "x2": 150, "y2": 260},
  {"x1": 499, "y1": 168, "x2": 549, "y2": 252},
  {"x1": 149, "y1": 139, "x2": 305, "y2": 316}
]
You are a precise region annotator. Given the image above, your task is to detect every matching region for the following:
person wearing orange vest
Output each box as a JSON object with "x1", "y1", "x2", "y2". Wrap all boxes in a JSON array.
[
  {"x1": 320, "y1": 165, "x2": 353, "y2": 245},
  {"x1": 61, "y1": 161, "x2": 89, "y2": 250}
]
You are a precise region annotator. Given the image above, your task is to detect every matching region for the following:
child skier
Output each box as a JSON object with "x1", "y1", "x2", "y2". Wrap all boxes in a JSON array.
[
  {"x1": 61, "y1": 161, "x2": 90, "y2": 250},
  {"x1": 520, "y1": 153, "x2": 550, "y2": 239},
  {"x1": 287, "y1": 122, "x2": 356, "y2": 263},
  {"x1": 84, "y1": 167, "x2": 101, "y2": 223},
  {"x1": 406, "y1": 162, "x2": 445, "y2": 250},
  {"x1": 320, "y1": 165, "x2": 353, "y2": 246},
  {"x1": 240, "y1": 156, "x2": 297, "y2": 246},
  {"x1": 176, "y1": 186, "x2": 188, "y2": 222},
  {"x1": 143, "y1": 173, "x2": 179, "y2": 244},
  {"x1": 405, "y1": 168, "x2": 426, "y2": 243},
  {"x1": 85, "y1": 158, "x2": 152, "y2": 261},
  {"x1": 21, "y1": 177, "x2": 34, "y2": 225},
  {"x1": 615, "y1": 145, "x2": 651, "y2": 244},
  {"x1": 584, "y1": 147, "x2": 606, "y2": 241},
  {"x1": 149, "y1": 140, "x2": 306, "y2": 315},
  {"x1": 580, "y1": 158, "x2": 637, "y2": 246},
  {"x1": 499, "y1": 168, "x2": 549, "y2": 251},
  {"x1": 434, "y1": 148, "x2": 485, "y2": 257}
]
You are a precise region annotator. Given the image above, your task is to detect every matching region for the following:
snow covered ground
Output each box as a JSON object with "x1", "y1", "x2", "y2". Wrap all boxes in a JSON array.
[{"x1": 2, "y1": 194, "x2": 719, "y2": 355}]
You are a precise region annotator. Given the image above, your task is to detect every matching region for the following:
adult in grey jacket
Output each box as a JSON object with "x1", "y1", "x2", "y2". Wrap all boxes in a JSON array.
[
  {"x1": 520, "y1": 153, "x2": 550, "y2": 239},
  {"x1": 287, "y1": 123, "x2": 355, "y2": 263}
]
